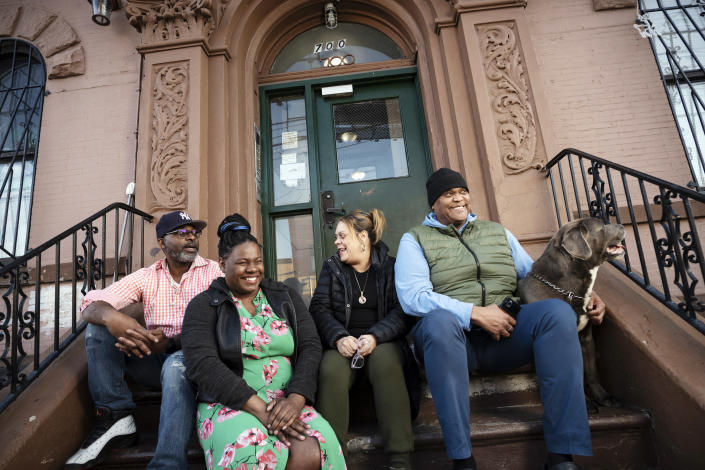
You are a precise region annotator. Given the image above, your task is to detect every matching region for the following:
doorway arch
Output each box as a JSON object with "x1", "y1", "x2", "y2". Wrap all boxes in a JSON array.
[
  {"x1": 207, "y1": 0, "x2": 465, "y2": 234},
  {"x1": 211, "y1": 1, "x2": 454, "y2": 294}
]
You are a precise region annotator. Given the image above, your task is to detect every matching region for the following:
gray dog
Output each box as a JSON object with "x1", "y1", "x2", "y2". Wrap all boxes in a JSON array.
[{"x1": 518, "y1": 217, "x2": 625, "y2": 412}]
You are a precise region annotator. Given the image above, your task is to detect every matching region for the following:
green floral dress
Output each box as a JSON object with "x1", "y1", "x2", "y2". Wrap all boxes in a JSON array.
[{"x1": 195, "y1": 290, "x2": 346, "y2": 470}]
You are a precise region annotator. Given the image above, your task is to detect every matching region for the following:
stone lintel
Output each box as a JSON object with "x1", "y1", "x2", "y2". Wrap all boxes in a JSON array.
[
  {"x1": 0, "y1": 5, "x2": 85, "y2": 79},
  {"x1": 593, "y1": 0, "x2": 636, "y2": 11}
]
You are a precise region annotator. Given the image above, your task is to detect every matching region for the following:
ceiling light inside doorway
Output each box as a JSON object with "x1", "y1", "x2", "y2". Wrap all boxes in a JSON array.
[
  {"x1": 340, "y1": 132, "x2": 357, "y2": 142},
  {"x1": 351, "y1": 171, "x2": 366, "y2": 181},
  {"x1": 325, "y1": 2, "x2": 338, "y2": 30}
]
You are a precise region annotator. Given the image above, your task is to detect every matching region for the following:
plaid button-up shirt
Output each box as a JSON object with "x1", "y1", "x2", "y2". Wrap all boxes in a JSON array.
[{"x1": 81, "y1": 255, "x2": 223, "y2": 337}]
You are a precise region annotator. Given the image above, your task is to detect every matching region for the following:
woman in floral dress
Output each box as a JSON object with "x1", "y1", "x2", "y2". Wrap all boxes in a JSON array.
[{"x1": 182, "y1": 214, "x2": 345, "y2": 470}]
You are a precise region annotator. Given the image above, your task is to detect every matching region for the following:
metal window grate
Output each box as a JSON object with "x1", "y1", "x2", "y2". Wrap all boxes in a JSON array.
[
  {"x1": 0, "y1": 38, "x2": 46, "y2": 260},
  {"x1": 334, "y1": 99, "x2": 403, "y2": 142},
  {"x1": 636, "y1": 0, "x2": 705, "y2": 189}
]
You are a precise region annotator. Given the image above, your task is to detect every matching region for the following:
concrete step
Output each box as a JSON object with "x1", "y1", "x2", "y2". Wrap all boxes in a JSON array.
[
  {"x1": 346, "y1": 402, "x2": 656, "y2": 470},
  {"x1": 94, "y1": 373, "x2": 658, "y2": 470}
]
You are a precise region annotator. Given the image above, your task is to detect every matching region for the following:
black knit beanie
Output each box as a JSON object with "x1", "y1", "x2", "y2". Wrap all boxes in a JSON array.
[{"x1": 426, "y1": 168, "x2": 468, "y2": 206}]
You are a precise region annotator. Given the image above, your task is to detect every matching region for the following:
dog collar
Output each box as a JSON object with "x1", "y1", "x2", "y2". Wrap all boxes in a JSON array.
[{"x1": 528, "y1": 272, "x2": 586, "y2": 302}]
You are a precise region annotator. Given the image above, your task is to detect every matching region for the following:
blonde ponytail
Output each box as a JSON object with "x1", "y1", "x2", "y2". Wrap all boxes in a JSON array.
[
  {"x1": 369, "y1": 208, "x2": 386, "y2": 245},
  {"x1": 339, "y1": 208, "x2": 386, "y2": 246}
]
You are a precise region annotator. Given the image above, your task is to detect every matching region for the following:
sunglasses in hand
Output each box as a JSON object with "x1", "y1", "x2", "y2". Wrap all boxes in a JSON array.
[{"x1": 350, "y1": 351, "x2": 365, "y2": 369}]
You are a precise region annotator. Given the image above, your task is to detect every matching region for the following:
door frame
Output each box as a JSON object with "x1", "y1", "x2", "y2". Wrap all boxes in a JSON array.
[{"x1": 258, "y1": 66, "x2": 433, "y2": 279}]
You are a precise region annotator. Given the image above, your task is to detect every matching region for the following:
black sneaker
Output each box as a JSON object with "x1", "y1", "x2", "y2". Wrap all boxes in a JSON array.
[
  {"x1": 452, "y1": 455, "x2": 478, "y2": 470},
  {"x1": 65, "y1": 406, "x2": 138, "y2": 469},
  {"x1": 544, "y1": 463, "x2": 581, "y2": 470}
]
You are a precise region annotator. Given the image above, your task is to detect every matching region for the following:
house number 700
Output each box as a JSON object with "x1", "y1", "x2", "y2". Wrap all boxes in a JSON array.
[{"x1": 313, "y1": 39, "x2": 347, "y2": 54}]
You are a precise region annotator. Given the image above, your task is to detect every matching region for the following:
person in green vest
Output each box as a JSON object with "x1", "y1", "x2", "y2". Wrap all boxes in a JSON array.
[{"x1": 395, "y1": 168, "x2": 605, "y2": 470}]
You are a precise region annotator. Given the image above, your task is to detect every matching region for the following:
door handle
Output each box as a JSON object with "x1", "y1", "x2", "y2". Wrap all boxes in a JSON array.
[{"x1": 321, "y1": 191, "x2": 345, "y2": 228}]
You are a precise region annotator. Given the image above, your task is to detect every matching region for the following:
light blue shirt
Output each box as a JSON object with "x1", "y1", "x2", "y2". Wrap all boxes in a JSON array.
[{"x1": 394, "y1": 212, "x2": 534, "y2": 331}]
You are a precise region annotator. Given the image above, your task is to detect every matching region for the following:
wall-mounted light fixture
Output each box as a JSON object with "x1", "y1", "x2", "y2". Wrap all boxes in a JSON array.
[
  {"x1": 87, "y1": 0, "x2": 122, "y2": 26},
  {"x1": 325, "y1": 2, "x2": 338, "y2": 30}
]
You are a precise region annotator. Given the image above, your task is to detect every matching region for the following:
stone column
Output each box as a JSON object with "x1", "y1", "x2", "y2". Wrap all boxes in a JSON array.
[
  {"x1": 436, "y1": 0, "x2": 558, "y2": 241},
  {"x1": 125, "y1": 0, "x2": 229, "y2": 258}
]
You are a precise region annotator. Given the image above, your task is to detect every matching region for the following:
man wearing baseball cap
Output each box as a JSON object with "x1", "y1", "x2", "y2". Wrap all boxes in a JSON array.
[
  {"x1": 395, "y1": 169, "x2": 604, "y2": 470},
  {"x1": 66, "y1": 211, "x2": 222, "y2": 470}
]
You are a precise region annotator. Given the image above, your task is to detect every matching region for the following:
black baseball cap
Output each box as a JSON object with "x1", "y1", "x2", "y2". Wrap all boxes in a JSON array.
[{"x1": 156, "y1": 211, "x2": 207, "y2": 239}]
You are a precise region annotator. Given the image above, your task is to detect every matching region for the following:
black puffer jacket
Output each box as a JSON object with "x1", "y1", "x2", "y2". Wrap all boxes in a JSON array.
[
  {"x1": 309, "y1": 241, "x2": 420, "y2": 417},
  {"x1": 309, "y1": 241, "x2": 413, "y2": 347},
  {"x1": 182, "y1": 277, "x2": 322, "y2": 410}
]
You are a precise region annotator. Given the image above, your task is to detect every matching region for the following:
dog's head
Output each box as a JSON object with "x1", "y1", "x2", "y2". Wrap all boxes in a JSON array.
[{"x1": 552, "y1": 217, "x2": 625, "y2": 266}]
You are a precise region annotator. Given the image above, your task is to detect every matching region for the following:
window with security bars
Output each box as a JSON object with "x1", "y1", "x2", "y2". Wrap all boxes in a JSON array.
[
  {"x1": 0, "y1": 38, "x2": 46, "y2": 258},
  {"x1": 637, "y1": 0, "x2": 705, "y2": 189},
  {"x1": 333, "y1": 98, "x2": 409, "y2": 183}
]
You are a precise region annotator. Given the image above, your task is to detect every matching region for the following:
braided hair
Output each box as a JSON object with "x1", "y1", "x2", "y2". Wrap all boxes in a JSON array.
[{"x1": 217, "y1": 213, "x2": 259, "y2": 258}]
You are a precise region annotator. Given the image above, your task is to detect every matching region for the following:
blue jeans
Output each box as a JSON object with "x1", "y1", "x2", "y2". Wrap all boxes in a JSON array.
[
  {"x1": 85, "y1": 323, "x2": 196, "y2": 470},
  {"x1": 412, "y1": 298, "x2": 592, "y2": 460}
]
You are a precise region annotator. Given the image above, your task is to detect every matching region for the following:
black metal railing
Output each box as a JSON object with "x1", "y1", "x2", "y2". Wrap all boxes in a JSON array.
[
  {"x1": 0, "y1": 203, "x2": 153, "y2": 412},
  {"x1": 545, "y1": 148, "x2": 705, "y2": 335},
  {"x1": 635, "y1": 0, "x2": 705, "y2": 189}
]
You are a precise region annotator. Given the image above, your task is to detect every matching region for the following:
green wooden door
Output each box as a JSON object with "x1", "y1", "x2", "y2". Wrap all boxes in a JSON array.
[
  {"x1": 314, "y1": 76, "x2": 431, "y2": 258},
  {"x1": 261, "y1": 70, "x2": 431, "y2": 304}
]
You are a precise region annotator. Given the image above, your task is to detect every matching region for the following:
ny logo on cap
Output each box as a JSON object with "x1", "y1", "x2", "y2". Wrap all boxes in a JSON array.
[{"x1": 179, "y1": 212, "x2": 192, "y2": 221}]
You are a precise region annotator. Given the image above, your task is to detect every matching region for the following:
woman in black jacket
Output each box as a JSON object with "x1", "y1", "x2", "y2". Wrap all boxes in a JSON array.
[
  {"x1": 310, "y1": 209, "x2": 418, "y2": 470},
  {"x1": 182, "y1": 214, "x2": 345, "y2": 470}
]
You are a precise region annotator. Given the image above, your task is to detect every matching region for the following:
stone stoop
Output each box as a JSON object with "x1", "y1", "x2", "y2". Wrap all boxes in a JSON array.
[
  {"x1": 93, "y1": 371, "x2": 658, "y2": 470},
  {"x1": 346, "y1": 371, "x2": 658, "y2": 470}
]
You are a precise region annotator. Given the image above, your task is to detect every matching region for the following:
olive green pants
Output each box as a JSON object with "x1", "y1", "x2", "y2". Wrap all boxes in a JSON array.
[{"x1": 316, "y1": 342, "x2": 414, "y2": 460}]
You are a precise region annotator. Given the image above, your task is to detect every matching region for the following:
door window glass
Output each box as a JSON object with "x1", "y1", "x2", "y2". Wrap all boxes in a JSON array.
[
  {"x1": 333, "y1": 98, "x2": 409, "y2": 183},
  {"x1": 270, "y1": 95, "x2": 311, "y2": 206},
  {"x1": 270, "y1": 23, "x2": 403, "y2": 74},
  {"x1": 274, "y1": 215, "x2": 317, "y2": 305}
]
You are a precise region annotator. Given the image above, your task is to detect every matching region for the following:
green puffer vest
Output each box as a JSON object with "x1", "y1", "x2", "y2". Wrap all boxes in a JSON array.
[{"x1": 408, "y1": 219, "x2": 519, "y2": 306}]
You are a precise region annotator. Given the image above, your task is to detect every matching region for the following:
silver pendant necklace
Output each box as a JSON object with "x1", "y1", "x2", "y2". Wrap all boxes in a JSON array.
[{"x1": 353, "y1": 268, "x2": 370, "y2": 304}]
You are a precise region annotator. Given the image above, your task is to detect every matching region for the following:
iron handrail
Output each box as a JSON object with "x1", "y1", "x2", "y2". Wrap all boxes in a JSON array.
[
  {"x1": 1, "y1": 203, "x2": 153, "y2": 413},
  {"x1": 545, "y1": 149, "x2": 705, "y2": 202},
  {"x1": 544, "y1": 148, "x2": 705, "y2": 335},
  {"x1": 0, "y1": 202, "x2": 152, "y2": 275}
]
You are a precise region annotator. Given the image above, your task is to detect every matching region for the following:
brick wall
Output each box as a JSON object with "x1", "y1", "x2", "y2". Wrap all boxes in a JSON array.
[
  {"x1": 526, "y1": 0, "x2": 694, "y2": 185},
  {"x1": 0, "y1": 0, "x2": 141, "y2": 252}
]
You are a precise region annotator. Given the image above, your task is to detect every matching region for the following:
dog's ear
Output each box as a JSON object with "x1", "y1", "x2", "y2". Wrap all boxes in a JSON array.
[{"x1": 561, "y1": 222, "x2": 592, "y2": 260}]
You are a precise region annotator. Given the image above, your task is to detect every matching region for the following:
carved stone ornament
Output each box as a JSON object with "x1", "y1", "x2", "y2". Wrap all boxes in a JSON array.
[
  {"x1": 477, "y1": 22, "x2": 543, "y2": 174},
  {"x1": 151, "y1": 63, "x2": 189, "y2": 209},
  {"x1": 219, "y1": 0, "x2": 232, "y2": 18},
  {"x1": 125, "y1": 0, "x2": 215, "y2": 45},
  {"x1": 0, "y1": 5, "x2": 85, "y2": 79}
]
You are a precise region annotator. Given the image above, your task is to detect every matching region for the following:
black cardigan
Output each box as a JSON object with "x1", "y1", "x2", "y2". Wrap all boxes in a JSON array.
[
  {"x1": 309, "y1": 241, "x2": 414, "y2": 348},
  {"x1": 182, "y1": 277, "x2": 322, "y2": 410}
]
